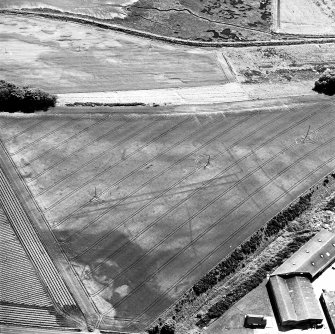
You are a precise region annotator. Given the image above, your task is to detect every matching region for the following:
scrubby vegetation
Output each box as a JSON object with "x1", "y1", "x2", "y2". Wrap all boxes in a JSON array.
[
  {"x1": 313, "y1": 69, "x2": 335, "y2": 96},
  {"x1": 192, "y1": 192, "x2": 312, "y2": 296},
  {"x1": 0, "y1": 80, "x2": 57, "y2": 113}
]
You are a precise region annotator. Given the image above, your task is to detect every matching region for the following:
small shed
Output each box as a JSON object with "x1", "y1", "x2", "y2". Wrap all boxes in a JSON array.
[{"x1": 244, "y1": 314, "x2": 267, "y2": 328}]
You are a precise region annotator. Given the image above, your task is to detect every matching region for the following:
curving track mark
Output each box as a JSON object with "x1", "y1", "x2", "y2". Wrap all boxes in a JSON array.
[
  {"x1": 70, "y1": 111, "x2": 314, "y2": 261},
  {"x1": 133, "y1": 154, "x2": 335, "y2": 327},
  {"x1": 66, "y1": 113, "x2": 256, "y2": 247},
  {"x1": 35, "y1": 118, "x2": 160, "y2": 199},
  {"x1": 43, "y1": 118, "x2": 190, "y2": 212},
  {"x1": 106, "y1": 135, "x2": 335, "y2": 318},
  {"x1": 92, "y1": 114, "x2": 330, "y2": 296}
]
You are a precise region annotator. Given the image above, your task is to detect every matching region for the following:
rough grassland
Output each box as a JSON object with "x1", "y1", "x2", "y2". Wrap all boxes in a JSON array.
[
  {"x1": 0, "y1": 0, "x2": 273, "y2": 42},
  {"x1": 0, "y1": 100, "x2": 334, "y2": 332},
  {"x1": 225, "y1": 44, "x2": 335, "y2": 84},
  {"x1": 0, "y1": 15, "x2": 230, "y2": 95}
]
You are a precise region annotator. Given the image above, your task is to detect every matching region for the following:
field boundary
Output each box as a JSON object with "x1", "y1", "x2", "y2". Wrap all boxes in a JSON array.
[
  {"x1": 2, "y1": 10, "x2": 335, "y2": 48},
  {"x1": 0, "y1": 141, "x2": 100, "y2": 330}
]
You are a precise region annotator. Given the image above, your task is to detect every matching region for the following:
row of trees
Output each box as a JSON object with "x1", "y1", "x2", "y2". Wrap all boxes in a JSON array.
[{"x1": 0, "y1": 80, "x2": 57, "y2": 113}]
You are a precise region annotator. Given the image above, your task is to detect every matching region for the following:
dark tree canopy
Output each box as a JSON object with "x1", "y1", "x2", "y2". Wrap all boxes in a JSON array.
[
  {"x1": 313, "y1": 69, "x2": 335, "y2": 96},
  {"x1": 0, "y1": 80, "x2": 57, "y2": 113}
]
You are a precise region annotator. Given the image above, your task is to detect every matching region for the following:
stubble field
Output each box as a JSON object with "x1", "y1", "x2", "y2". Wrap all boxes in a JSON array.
[
  {"x1": 0, "y1": 101, "x2": 335, "y2": 332},
  {"x1": 0, "y1": 15, "x2": 231, "y2": 95}
]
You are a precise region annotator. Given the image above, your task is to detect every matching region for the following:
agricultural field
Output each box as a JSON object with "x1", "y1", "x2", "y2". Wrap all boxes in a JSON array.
[
  {"x1": 278, "y1": 0, "x2": 335, "y2": 35},
  {"x1": 0, "y1": 0, "x2": 273, "y2": 42},
  {"x1": 0, "y1": 205, "x2": 74, "y2": 329},
  {"x1": 0, "y1": 99, "x2": 335, "y2": 332},
  {"x1": 0, "y1": 14, "x2": 231, "y2": 95}
]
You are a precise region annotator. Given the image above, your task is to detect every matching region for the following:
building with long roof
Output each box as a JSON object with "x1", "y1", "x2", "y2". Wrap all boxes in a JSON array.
[
  {"x1": 272, "y1": 230, "x2": 335, "y2": 279},
  {"x1": 268, "y1": 230, "x2": 335, "y2": 327},
  {"x1": 269, "y1": 275, "x2": 323, "y2": 326}
]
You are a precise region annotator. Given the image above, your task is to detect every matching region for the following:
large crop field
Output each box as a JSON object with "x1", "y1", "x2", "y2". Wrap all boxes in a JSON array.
[
  {"x1": 0, "y1": 15, "x2": 231, "y2": 95},
  {"x1": 0, "y1": 100, "x2": 334, "y2": 332}
]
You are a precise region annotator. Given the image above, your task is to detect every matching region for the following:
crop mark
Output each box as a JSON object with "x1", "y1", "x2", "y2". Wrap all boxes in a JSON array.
[
  {"x1": 35, "y1": 120, "x2": 158, "y2": 199},
  {"x1": 43, "y1": 118, "x2": 189, "y2": 211},
  {"x1": 91, "y1": 113, "x2": 327, "y2": 295},
  {"x1": 72, "y1": 112, "x2": 313, "y2": 263},
  {"x1": 106, "y1": 136, "x2": 335, "y2": 318},
  {"x1": 28, "y1": 121, "x2": 131, "y2": 183},
  {"x1": 132, "y1": 154, "x2": 335, "y2": 327},
  {"x1": 87, "y1": 112, "x2": 289, "y2": 275},
  {"x1": 66, "y1": 114, "x2": 256, "y2": 247},
  {"x1": 57, "y1": 115, "x2": 245, "y2": 232}
]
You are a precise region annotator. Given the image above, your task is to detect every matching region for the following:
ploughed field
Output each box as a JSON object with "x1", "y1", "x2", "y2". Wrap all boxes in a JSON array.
[{"x1": 1, "y1": 103, "x2": 335, "y2": 332}]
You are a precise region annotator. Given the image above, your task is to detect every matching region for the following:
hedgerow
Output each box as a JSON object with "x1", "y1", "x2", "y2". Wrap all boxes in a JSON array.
[
  {"x1": 191, "y1": 191, "x2": 312, "y2": 296},
  {"x1": 0, "y1": 80, "x2": 57, "y2": 113}
]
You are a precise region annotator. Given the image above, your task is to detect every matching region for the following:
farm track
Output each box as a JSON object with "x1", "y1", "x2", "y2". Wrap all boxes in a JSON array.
[
  {"x1": 0, "y1": 168, "x2": 77, "y2": 311},
  {"x1": 62, "y1": 114, "x2": 255, "y2": 241},
  {"x1": 2, "y1": 10, "x2": 335, "y2": 47},
  {"x1": 90, "y1": 112, "x2": 329, "y2": 295}
]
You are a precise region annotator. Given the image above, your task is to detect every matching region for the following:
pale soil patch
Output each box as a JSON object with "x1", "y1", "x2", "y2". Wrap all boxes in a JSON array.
[
  {"x1": 56, "y1": 83, "x2": 249, "y2": 107},
  {"x1": 279, "y1": 0, "x2": 335, "y2": 35},
  {"x1": 0, "y1": 0, "x2": 139, "y2": 19},
  {"x1": 0, "y1": 14, "x2": 231, "y2": 94}
]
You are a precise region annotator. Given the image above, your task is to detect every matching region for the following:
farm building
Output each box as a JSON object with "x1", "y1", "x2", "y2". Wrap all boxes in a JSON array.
[
  {"x1": 268, "y1": 275, "x2": 323, "y2": 326},
  {"x1": 320, "y1": 290, "x2": 335, "y2": 334},
  {"x1": 244, "y1": 314, "x2": 267, "y2": 328},
  {"x1": 272, "y1": 230, "x2": 335, "y2": 279}
]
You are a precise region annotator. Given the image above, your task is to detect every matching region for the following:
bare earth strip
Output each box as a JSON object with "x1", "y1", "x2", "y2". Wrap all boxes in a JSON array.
[
  {"x1": 57, "y1": 83, "x2": 249, "y2": 107},
  {"x1": 0, "y1": 98, "x2": 334, "y2": 332}
]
